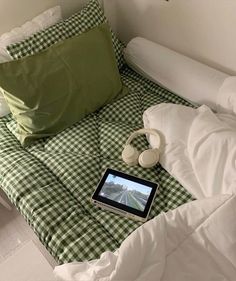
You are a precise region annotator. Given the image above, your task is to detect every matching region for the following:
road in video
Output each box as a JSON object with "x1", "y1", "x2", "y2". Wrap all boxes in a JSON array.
[{"x1": 99, "y1": 174, "x2": 152, "y2": 211}]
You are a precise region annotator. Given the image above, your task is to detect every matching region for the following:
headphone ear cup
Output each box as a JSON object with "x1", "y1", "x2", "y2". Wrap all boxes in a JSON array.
[
  {"x1": 138, "y1": 149, "x2": 159, "y2": 168},
  {"x1": 122, "y1": 144, "x2": 140, "y2": 166}
]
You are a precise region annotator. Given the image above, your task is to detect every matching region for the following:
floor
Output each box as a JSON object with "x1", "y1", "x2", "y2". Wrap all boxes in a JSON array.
[
  {"x1": 0, "y1": 240, "x2": 56, "y2": 281},
  {"x1": 0, "y1": 189, "x2": 57, "y2": 268}
]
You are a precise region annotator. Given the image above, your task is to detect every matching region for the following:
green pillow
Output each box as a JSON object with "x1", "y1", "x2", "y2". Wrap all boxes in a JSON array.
[{"x1": 0, "y1": 23, "x2": 127, "y2": 146}]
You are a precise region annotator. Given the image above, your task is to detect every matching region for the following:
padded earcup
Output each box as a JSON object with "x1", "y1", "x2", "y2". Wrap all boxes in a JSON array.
[
  {"x1": 138, "y1": 149, "x2": 159, "y2": 168},
  {"x1": 122, "y1": 144, "x2": 140, "y2": 166}
]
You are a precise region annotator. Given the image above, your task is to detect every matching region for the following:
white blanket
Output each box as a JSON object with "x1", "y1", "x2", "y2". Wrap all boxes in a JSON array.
[
  {"x1": 54, "y1": 193, "x2": 236, "y2": 281},
  {"x1": 143, "y1": 103, "x2": 236, "y2": 198}
]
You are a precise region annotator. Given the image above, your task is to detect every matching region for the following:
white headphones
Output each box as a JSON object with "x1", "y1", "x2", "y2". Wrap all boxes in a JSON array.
[{"x1": 122, "y1": 129, "x2": 161, "y2": 168}]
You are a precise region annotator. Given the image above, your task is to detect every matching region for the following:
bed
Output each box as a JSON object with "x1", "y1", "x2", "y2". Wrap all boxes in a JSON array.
[
  {"x1": 1, "y1": 3, "x2": 236, "y2": 281},
  {"x1": 0, "y1": 63, "x2": 194, "y2": 263},
  {"x1": 0, "y1": 0, "x2": 199, "y2": 267}
]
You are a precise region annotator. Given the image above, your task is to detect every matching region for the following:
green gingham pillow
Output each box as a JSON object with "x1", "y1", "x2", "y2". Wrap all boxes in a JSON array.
[{"x1": 6, "y1": 0, "x2": 124, "y2": 69}]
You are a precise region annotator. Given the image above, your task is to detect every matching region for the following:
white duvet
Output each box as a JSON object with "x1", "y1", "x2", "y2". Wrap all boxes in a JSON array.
[
  {"x1": 144, "y1": 103, "x2": 236, "y2": 199},
  {"x1": 54, "y1": 193, "x2": 236, "y2": 281}
]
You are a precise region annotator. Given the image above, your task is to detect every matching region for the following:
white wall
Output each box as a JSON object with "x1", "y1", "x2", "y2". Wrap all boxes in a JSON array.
[
  {"x1": 104, "y1": 0, "x2": 236, "y2": 75},
  {"x1": 0, "y1": 0, "x2": 89, "y2": 34},
  {"x1": 1, "y1": 0, "x2": 236, "y2": 74}
]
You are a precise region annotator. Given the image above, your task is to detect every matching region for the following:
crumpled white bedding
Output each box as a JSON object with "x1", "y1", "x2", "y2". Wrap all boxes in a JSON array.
[
  {"x1": 143, "y1": 103, "x2": 236, "y2": 198},
  {"x1": 54, "y1": 193, "x2": 236, "y2": 281}
]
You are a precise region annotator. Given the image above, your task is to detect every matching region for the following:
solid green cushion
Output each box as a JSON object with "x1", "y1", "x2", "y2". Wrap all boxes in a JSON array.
[{"x1": 0, "y1": 23, "x2": 127, "y2": 146}]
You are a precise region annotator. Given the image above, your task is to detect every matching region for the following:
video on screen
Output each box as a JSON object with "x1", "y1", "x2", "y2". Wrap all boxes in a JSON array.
[{"x1": 99, "y1": 174, "x2": 152, "y2": 211}]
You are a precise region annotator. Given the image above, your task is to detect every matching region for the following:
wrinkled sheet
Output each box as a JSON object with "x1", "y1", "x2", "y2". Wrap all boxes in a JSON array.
[
  {"x1": 143, "y1": 103, "x2": 236, "y2": 198},
  {"x1": 54, "y1": 193, "x2": 236, "y2": 281}
]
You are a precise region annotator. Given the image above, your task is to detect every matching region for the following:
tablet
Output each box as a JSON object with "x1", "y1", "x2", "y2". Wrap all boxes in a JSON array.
[{"x1": 91, "y1": 168, "x2": 158, "y2": 222}]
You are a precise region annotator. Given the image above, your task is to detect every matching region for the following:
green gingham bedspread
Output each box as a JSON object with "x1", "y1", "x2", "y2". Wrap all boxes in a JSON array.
[{"x1": 0, "y1": 66, "x2": 194, "y2": 263}]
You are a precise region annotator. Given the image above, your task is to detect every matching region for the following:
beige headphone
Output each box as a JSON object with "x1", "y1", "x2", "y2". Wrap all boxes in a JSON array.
[{"x1": 122, "y1": 129, "x2": 161, "y2": 168}]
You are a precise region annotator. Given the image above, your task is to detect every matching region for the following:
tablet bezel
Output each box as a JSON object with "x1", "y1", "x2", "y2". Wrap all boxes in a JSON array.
[{"x1": 92, "y1": 168, "x2": 158, "y2": 220}]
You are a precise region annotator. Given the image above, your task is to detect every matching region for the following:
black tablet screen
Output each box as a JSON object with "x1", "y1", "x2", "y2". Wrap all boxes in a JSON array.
[{"x1": 92, "y1": 169, "x2": 158, "y2": 219}]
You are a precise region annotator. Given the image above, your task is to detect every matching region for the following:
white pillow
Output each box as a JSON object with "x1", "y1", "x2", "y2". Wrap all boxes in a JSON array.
[
  {"x1": 0, "y1": 6, "x2": 62, "y2": 117},
  {"x1": 217, "y1": 76, "x2": 236, "y2": 115},
  {"x1": 0, "y1": 6, "x2": 62, "y2": 62},
  {"x1": 124, "y1": 37, "x2": 229, "y2": 109}
]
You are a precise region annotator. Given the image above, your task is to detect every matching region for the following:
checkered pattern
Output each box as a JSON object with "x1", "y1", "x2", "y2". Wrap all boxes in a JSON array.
[
  {"x1": 0, "y1": 65, "x2": 194, "y2": 264},
  {"x1": 6, "y1": 0, "x2": 124, "y2": 69}
]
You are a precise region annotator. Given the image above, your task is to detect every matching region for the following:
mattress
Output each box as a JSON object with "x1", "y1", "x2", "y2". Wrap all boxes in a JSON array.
[{"x1": 0, "y1": 65, "x2": 194, "y2": 264}]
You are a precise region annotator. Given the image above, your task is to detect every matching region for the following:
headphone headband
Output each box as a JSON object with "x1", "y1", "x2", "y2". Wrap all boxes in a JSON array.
[{"x1": 125, "y1": 129, "x2": 161, "y2": 149}]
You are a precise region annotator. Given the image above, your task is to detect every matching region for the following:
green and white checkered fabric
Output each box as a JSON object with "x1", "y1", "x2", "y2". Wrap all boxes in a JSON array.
[
  {"x1": 6, "y1": 0, "x2": 125, "y2": 69},
  {"x1": 0, "y1": 65, "x2": 194, "y2": 264}
]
